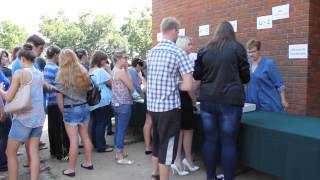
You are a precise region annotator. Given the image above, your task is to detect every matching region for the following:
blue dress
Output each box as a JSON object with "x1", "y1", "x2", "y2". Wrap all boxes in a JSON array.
[{"x1": 246, "y1": 57, "x2": 285, "y2": 112}]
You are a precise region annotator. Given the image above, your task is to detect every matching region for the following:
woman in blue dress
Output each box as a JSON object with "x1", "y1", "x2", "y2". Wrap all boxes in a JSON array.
[{"x1": 246, "y1": 39, "x2": 289, "y2": 112}]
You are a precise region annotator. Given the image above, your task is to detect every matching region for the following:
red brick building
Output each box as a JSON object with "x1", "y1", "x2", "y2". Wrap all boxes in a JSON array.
[{"x1": 152, "y1": 0, "x2": 320, "y2": 117}]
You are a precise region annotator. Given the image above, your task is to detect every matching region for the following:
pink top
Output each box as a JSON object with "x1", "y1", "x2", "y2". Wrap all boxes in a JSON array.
[{"x1": 111, "y1": 70, "x2": 132, "y2": 106}]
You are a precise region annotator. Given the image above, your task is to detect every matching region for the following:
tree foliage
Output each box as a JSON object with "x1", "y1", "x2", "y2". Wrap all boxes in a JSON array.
[
  {"x1": 0, "y1": 21, "x2": 28, "y2": 52},
  {"x1": 39, "y1": 11, "x2": 128, "y2": 55},
  {"x1": 39, "y1": 9, "x2": 152, "y2": 59},
  {"x1": 121, "y1": 7, "x2": 152, "y2": 59}
]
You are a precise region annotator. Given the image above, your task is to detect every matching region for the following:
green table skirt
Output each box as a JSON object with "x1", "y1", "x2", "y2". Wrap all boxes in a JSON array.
[{"x1": 240, "y1": 112, "x2": 320, "y2": 180}]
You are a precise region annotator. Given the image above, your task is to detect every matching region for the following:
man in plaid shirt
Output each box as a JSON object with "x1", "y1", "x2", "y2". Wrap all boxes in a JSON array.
[{"x1": 147, "y1": 17, "x2": 193, "y2": 180}]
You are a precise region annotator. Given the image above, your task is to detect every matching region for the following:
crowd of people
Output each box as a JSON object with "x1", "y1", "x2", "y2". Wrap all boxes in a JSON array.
[{"x1": 0, "y1": 16, "x2": 289, "y2": 180}]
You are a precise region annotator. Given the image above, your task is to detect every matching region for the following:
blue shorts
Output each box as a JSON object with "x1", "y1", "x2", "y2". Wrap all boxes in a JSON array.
[
  {"x1": 63, "y1": 104, "x2": 90, "y2": 126},
  {"x1": 8, "y1": 120, "x2": 43, "y2": 142}
]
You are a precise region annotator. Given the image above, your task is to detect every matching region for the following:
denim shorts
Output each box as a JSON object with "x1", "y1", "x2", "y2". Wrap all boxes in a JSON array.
[
  {"x1": 8, "y1": 120, "x2": 43, "y2": 142},
  {"x1": 63, "y1": 104, "x2": 90, "y2": 126}
]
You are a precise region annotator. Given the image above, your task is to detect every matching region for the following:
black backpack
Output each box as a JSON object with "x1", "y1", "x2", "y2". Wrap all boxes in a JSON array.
[{"x1": 87, "y1": 75, "x2": 101, "y2": 106}]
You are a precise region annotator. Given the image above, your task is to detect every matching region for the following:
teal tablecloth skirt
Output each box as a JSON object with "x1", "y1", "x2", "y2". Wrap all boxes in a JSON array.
[{"x1": 240, "y1": 111, "x2": 320, "y2": 180}]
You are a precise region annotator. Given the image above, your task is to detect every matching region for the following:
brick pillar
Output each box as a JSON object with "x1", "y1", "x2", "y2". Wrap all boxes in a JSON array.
[{"x1": 306, "y1": 1, "x2": 320, "y2": 117}]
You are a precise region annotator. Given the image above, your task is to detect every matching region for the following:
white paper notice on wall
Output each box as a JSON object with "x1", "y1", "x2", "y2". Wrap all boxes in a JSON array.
[
  {"x1": 289, "y1": 44, "x2": 308, "y2": 59},
  {"x1": 272, "y1": 4, "x2": 290, "y2": 20},
  {"x1": 257, "y1": 15, "x2": 273, "y2": 30},
  {"x1": 199, "y1": 24, "x2": 210, "y2": 36},
  {"x1": 179, "y1": 29, "x2": 186, "y2": 36},
  {"x1": 229, "y1": 20, "x2": 238, "y2": 32},
  {"x1": 157, "y1": 32, "x2": 163, "y2": 42}
]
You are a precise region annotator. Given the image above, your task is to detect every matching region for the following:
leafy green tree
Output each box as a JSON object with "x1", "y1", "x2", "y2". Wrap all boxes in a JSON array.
[
  {"x1": 102, "y1": 32, "x2": 129, "y2": 59},
  {"x1": 39, "y1": 11, "x2": 127, "y2": 55},
  {"x1": 121, "y1": 7, "x2": 152, "y2": 59},
  {"x1": 0, "y1": 21, "x2": 28, "y2": 52},
  {"x1": 39, "y1": 11, "x2": 83, "y2": 49}
]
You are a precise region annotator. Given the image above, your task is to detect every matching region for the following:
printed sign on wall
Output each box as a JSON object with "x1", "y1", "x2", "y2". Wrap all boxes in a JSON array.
[
  {"x1": 272, "y1": 4, "x2": 290, "y2": 20},
  {"x1": 157, "y1": 32, "x2": 163, "y2": 42},
  {"x1": 179, "y1": 29, "x2": 186, "y2": 36},
  {"x1": 229, "y1": 20, "x2": 238, "y2": 32},
  {"x1": 257, "y1": 15, "x2": 273, "y2": 29},
  {"x1": 199, "y1": 24, "x2": 210, "y2": 36},
  {"x1": 289, "y1": 44, "x2": 308, "y2": 59}
]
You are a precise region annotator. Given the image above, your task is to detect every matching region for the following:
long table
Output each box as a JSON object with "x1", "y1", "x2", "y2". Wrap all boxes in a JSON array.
[{"x1": 129, "y1": 100, "x2": 320, "y2": 180}]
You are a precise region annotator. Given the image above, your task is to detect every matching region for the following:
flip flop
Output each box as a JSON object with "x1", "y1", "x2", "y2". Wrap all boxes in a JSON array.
[
  {"x1": 97, "y1": 147, "x2": 113, "y2": 153},
  {"x1": 151, "y1": 174, "x2": 160, "y2": 180},
  {"x1": 81, "y1": 163, "x2": 94, "y2": 170},
  {"x1": 116, "y1": 158, "x2": 134, "y2": 165},
  {"x1": 62, "y1": 169, "x2": 75, "y2": 177}
]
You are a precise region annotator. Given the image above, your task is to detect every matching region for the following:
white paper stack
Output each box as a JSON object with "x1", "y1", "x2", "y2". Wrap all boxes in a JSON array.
[{"x1": 243, "y1": 103, "x2": 256, "y2": 113}]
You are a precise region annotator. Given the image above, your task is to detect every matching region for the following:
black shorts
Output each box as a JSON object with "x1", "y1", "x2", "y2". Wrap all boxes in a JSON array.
[{"x1": 150, "y1": 109, "x2": 180, "y2": 165}]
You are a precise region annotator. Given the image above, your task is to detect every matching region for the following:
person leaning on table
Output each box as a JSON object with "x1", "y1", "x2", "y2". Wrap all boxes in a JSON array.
[{"x1": 246, "y1": 39, "x2": 289, "y2": 112}]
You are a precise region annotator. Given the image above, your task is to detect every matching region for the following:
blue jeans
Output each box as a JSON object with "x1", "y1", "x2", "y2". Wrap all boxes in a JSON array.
[
  {"x1": 200, "y1": 101, "x2": 242, "y2": 180},
  {"x1": 0, "y1": 116, "x2": 11, "y2": 171},
  {"x1": 112, "y1": 104, "x2": 132, "y2": 153},
  {"x1": 91, "y1": 104, "x2": 113, "y2": 151},
  {"x1": 106, "y1": 108, "x2": 113, "y2": 133}
]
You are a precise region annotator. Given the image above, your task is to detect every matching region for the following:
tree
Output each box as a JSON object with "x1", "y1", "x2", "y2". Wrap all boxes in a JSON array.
[
  {"x1": 39, "y1": 11, "x2": 127, "y2": 55},
  {"x1": 121, "y1": 7, "x2": 152, "y2": 59},
  {"x1": 102, "y1": 32, "x2": 129, "y2": 59},
  {"x1": 0, "y1": 21, "x2": 28, "y2": 52},
  {"x1": 39, "y1": 11, "x2": 83, "y2": 49}
]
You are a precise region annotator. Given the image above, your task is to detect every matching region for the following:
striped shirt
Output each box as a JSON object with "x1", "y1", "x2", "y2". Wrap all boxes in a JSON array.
[
  {"x1": 146, "y1": 39, "x2": 193, "y2": 112},
  {"x1": 44, "y1": 61, "x2": 59, "y2": 105}
]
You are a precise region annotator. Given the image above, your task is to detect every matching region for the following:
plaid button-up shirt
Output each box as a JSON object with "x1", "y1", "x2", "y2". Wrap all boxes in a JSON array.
[{"x1": 147, "y1": 39, "x2": 193, "y2": 112}]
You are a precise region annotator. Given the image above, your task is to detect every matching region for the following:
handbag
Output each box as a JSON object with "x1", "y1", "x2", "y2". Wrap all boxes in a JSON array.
[
  {"x1": 4, "y1": 69, "x2": 33, "y2": 113},
  {"x1": 87, "y1": 75, "x2": 101, "y2": 106}
]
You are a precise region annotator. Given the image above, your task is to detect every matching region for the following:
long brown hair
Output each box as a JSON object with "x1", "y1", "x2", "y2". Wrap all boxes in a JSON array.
[
  {"x1": 208, "y1": 21, "x2": 237, "y2": 50},
  {"x1": 57, "y1": 49, "x2": 90, "y2": 95}
]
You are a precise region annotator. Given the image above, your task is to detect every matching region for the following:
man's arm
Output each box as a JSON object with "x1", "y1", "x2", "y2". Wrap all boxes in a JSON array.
[{"x1": 179, "y1": 73, "x2": 193, "y2": 91}]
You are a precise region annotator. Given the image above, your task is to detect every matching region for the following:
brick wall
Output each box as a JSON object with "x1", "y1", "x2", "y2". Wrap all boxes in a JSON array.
[{"x1": 152, "y1": 0, "x2": 319, "y2": 116}]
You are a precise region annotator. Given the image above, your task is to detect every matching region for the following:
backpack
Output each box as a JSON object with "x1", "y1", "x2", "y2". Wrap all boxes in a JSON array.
[{"x1": 87, "y1": 75, "x2": 101, "y2": 106}]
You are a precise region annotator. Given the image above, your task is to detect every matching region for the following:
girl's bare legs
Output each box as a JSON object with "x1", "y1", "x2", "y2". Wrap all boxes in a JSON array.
[
  {"x1": 143, "y1": 112, "x2": 152, "y2": 152},
  {"x1": 182, "y1": 130, "x2": 194, "y2": 165},
  {"x1": 173, "y1": 131, "x2": 183, "y2": 169},
  {"x1": 6, "y1": 139, "x2": 21, "y2": 180},
  {"x1": 27, "y1": 138, "x2": 41, "y2": 180},
  {"x1": 78, "y1": 124, "x2": 92, "y2": 165},
  {"x1": 64, "y1": 125, "x2": 79, "y2": 171}
]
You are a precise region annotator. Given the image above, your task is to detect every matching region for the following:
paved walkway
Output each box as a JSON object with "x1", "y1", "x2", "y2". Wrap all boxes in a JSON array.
[{"x1": 0, "y1": 120, "x2": 282, "y2": 180}]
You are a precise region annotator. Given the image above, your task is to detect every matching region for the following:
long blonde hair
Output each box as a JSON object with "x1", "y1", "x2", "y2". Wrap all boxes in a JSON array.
[{"x1": 57, "y1": 48, "x2": 90, "y2": 95}]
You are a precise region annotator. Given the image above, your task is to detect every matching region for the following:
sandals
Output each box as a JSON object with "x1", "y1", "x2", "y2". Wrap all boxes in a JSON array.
[
  {"x1": 62, "y1": 169, "x2": 75, "y2": 177},
  {"x1": 145, "y1": 150, "x2": 152, "y2": 155},
  {"x1": 151, "y1": 174, "x2": 160, "y2": 180},
  {"x1": 97, "y1": 147, "x2": 113, "y2": 153},
  {"x1": 116, "y1": 158, "x2": 134, "y2": 165},
  {"x1": 23, "y1": 160, "x2": 46, "y2": 168},
  {"x1": 81, "y1": 163, "x2": 94, "y2": 170}
]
